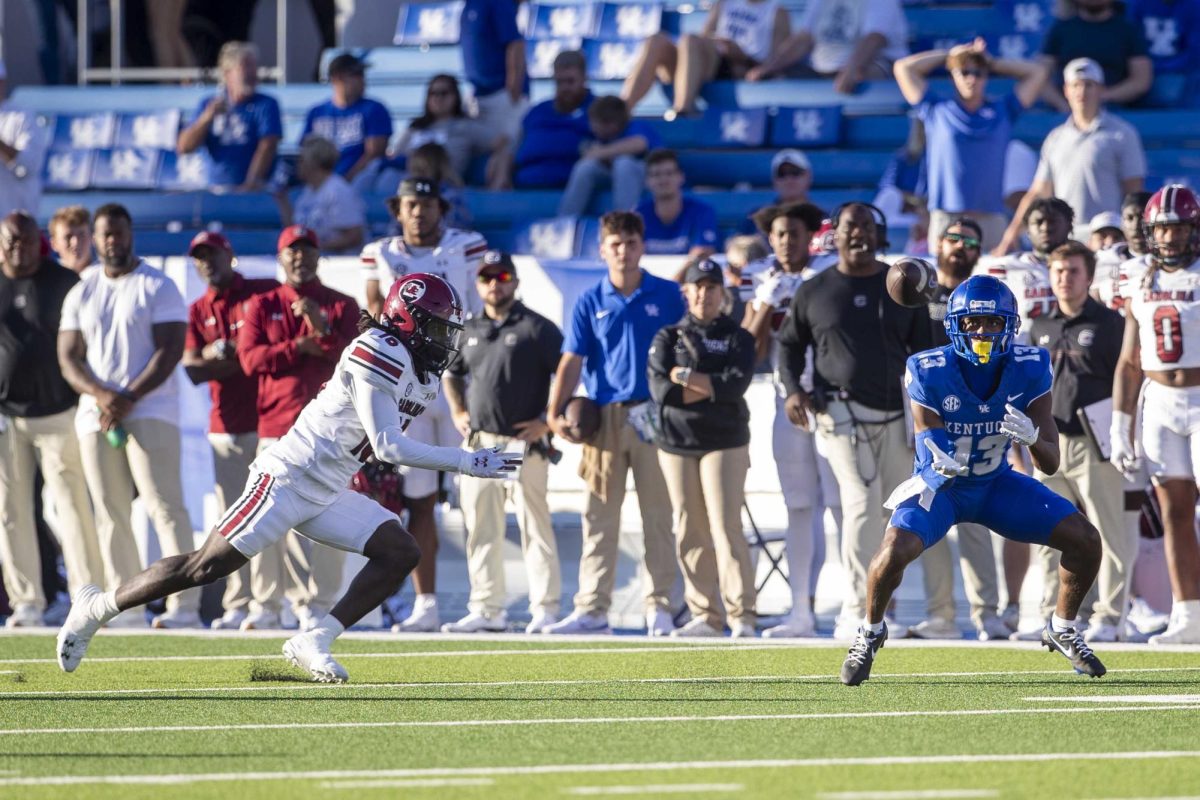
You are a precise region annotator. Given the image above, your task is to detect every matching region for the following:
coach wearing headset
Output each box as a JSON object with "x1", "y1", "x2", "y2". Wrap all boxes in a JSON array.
[{"x1": 778, "y1": 202, "x2": 933, "y2": 639}]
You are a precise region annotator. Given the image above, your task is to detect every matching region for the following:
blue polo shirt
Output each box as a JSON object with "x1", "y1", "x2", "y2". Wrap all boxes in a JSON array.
[
  {"x1": 302, "y1": 97, "x2": 393, "y2": 176},
  {"x1": 917, "y1": 90, "x2": 1023, "y2": 214},
  {"x1": 637, "y1": 195, "x2": 722, "y2": 255},
  {"x1": 461, "y1": 0, "x2": 529, "y2": 98},
  {"x1": 564, "y1": 270, "x2": 686, "y2": 405},
  {"x1": 515, "y1": 93, "x2": 595, "y2": 188},
  {"x1": 192, "y1": 91, "x2": 282, "y2": 186}
]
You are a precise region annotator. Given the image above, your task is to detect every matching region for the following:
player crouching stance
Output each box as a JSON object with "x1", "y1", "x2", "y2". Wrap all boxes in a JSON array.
[
  {"x1": 56, "y1": 274, "x2": 520, "y2": 682},
  {"x1": 840, "y1": 276, "x2": 1106, "y2": 686}
]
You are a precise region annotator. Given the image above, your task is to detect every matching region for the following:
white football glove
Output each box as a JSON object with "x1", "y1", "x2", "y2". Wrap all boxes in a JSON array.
[
  {"x1": 458, "y1": 446, "x2": 522, "y2": 479},
  {"x1": 1109, "y1": 410, "x2": 1142, "y2": 481},
  {"x1": 926, "y1": 438, "x2": 970, "y2": 480},
  {"x1": 753, "y1": 272, "x2": 792, "y2": 309},
  {"x1": 883, "y1": 438, "x2": 967, "y2": 512},
  {"x1": 1000, "y1": 403, "x2": 1039, "y2": 447}
]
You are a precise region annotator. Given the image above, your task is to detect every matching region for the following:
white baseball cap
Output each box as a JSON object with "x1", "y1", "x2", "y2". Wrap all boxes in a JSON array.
[
  {"x1": 1064, "y1": 57, "x2": 1104, "y2": 85},
  {"x1": 1089, "y1": 211, "x2": 1122, "y2": 235},
  {"x1": 771, "y1": 149, "x2": 811, "y2": 175}
]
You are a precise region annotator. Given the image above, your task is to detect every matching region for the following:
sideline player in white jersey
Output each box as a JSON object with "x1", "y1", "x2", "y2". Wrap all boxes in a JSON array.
[
  {"x1": 1093, "y1": 191, "x2": 1151, "y2": 313},
  {"x1": 56, "y1": 274, "x2": 521, "y2": 682},
  {"x1": 741, "y1": 201, "x2": 842, "y2": 638},
  {"x1": 977, "y1": 197, "x2": 1073, "y2": 342},
  {"x1": 360, "y1": 178, "x2": 488, "y2": 632},
  {"x1": 1113, "y1": 184, "x2": 1200, "y2": 644}
]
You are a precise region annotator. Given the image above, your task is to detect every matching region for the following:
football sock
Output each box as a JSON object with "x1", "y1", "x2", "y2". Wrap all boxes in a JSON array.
[
  {"x1": 311, "y1": 615, "x2": 345, "y2": 648},
  {"x1": 1177, "y1": 599, "x2": 1200, "y2": 621},
  {"x1": 415, "y1": 593, "x2": 437, "y2": 609},
  {"x1": 864, "y1": 619, "x2": 885, "y2": 636},
  {"x1": 785, "y1": 507, "x2": 815, "y2": 620},
  {"x1": 98, "y1": 591, "x2": 120, "y2": 623},
  {"x1": 1050, "y1": 614, "x2": 1076, "y2": 633}
]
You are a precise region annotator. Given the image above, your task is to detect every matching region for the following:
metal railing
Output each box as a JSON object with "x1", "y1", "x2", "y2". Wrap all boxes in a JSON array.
[{"x1": 76, "y1": 0, "x2": 289, "y2": 85}]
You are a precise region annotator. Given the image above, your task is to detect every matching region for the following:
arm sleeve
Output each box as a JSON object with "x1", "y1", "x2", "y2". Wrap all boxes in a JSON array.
[
  {"x1": 777, "y1": 285, "x2": 813, "y2": 397},
  {"x1": 150, "y1": 276, "x2": 188, "y2": 324},
  {"x1": 541, "y1": 319, "x2": 565, "y2": 375},
  {"x1": 360, "y1": 240, "x2": 383, "y2": 283},
  {"x1": 366, "y1": 101, "x2": 393, "y2": 139},
  {"x1": 647, "y1": 327, "x2": 684, "y2": 407},
  {"x1": 707, "y1": 328, "x2": 756, "y2": 401},
  {"x1": 259, "y1": 96, "x2": 283, "y2": 138},
  {"x1": 493, "y1": 1, "x2": 523, "y2": 45},
  {"x1": 1126, "y1": 19, "x2": 1149, "y2": 57},
  {"x1": 346, "y1": 369, "x2": 468, "y2": 472},
  {"x1": 1118, "y1": 124, "x2": 1147, "y2": 181},
  {"x1": 320, "y1": 297, "x2": 361, "y2": 354},
  {"x1": 301, "y1": 107, "x2": 316, "y2": 140},
  {"x1": 905, "y1": 354, "x2": 936, "y2": 410},
  {"x1": 185, "y1": 304, "x2": 204, "y2": 351},
  {"x1": 237, "y1": 297, "x2": 299, "y2": 374},
  {"x1": 862, "y1": 0, "x2": 902, "y2": 36},
  {"x1": 59, "y1": 283, "x2": 82, "y2": 332},
  {"x1": 562, "y1": 296, "x2": 595, "y2": 356}
]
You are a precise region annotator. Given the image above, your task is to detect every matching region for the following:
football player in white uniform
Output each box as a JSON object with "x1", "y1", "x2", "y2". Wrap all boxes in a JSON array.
[
  {"x1": 1093, "y1": 191, "x2": 1151, "y2": 313},
  {"x1": 742, "y1": 202, "x2": 843, "y2": 638},
  {"x1": 1113, "y1": 184, "x2": 1200, "y2": 644},
  {"x1": 360, "y1": 178, "x2": 488, "y2": 632},
  {"x1": 56, "y1": 274, "x2": 521, "y2": 682}
]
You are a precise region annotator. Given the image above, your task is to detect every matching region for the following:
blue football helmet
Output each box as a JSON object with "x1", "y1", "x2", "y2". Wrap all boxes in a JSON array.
[{"x1": 945, "y1": 275, "x2": 1020, "y2": 365}]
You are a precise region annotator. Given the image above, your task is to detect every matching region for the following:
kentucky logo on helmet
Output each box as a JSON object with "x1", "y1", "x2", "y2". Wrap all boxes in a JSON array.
[
  {"x1": 968, "y1": 299, "x2": 997, "y2": 312},
  {"x1": 400, "y1": 279, "x2": 427, "y2": 303}
]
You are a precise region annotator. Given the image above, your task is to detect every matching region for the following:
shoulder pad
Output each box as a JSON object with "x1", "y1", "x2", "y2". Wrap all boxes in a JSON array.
[{"x1": 344, "y1": 329, "x2": 414, "y2": 389}]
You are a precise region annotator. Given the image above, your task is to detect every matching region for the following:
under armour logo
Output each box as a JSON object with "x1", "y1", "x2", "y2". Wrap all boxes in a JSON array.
[
  {"x1": 791, "y1": 110, "x2": 823, "y2": 141},
  {"x1": 1144, "y1": 17, "x2": 1180, "y2": 57}
]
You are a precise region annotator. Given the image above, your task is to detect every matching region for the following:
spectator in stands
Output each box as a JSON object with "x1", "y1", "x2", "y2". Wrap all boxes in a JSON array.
[
  {"x1": 512, "y1": 51, "x2": 594, "y2": 190},
  {"x1": 443, "y1": 251, "x2": 565, "y2": 634},
  {"x1": 649, "y1": 258, "x2": 758, "y2": 637},
  {"x1": 177, "y1": 41, "x2": 282, "y2": 191},
  {"x1": 637, "y1": 150, "x2": 721, "y2": 258},
  {"x1": 0, "y1": 62, "x2": 49, "y2": 219},
  {"x1": 392, "y1": 74, "x2": 509, "y2": 189},
  {"x1": 181, "y1": 231, "x2": 279, "y2": 631},
  {"x1": 996, "y1": 59, "x2": 1146, "y2": 253},
  {"x1": 302, "y1": 53, "x2": 392, "y2": 191},
  {"x1": 1127, "y1": 0, "x2": 1200, "y2": 74},
  {"x1": 622, "y1": 0, "x2": 792, "y2": 116},
  {"x1": 405, "y1": 143, "x2": 473, "y2": 230},
  {"x1": 746, "y1": 0, "x2": 910, "y2": 95},
  {"x1": 545, "y1": 211, "x2": 686, "y2": 635},
  {"x1": 894, "y1": 38, "x2": 1048, "y2": 252},
  {"x1": 1040, "y1": 0, "x2": 1153, "y2": 110},
  {"x1": 238, "y1": 225, "x2": 359, "y2": 631},
  {"x1": 48, "y1": 206, "x2": 93, "y2": 274},
  {"x1": 146, "y1": 0, "x2": 195, "y2": 70},
  {"x1": 558, "y1": 97, "x2": 661, "y2": 217},
  {"x1": 1029, "y1": 241, "x2": 1132, "y2": 642},
  {"x1": 1088, "y1": 211, "x2": 1125, "y2": 252},
  {"x1": 737, "y1": 150, "x2": 814, "y2": 235},
  {"x1": 778, "y1": 203, "x2": 932, "y2": 639},
  {"x1": 460, "y1": 0, "x2": 528, "y2": 143},
  {"x1": 57, "y1": 204, "x2": 198, "y2": 629},
  {"x1": 0, "y1": 212, "x2": 102, "y2": 628},
  {"x1": 278, "y1": 136, "x2": 366, "y2": 254}
]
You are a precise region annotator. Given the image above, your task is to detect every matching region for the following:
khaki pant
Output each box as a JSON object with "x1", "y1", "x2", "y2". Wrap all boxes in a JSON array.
[
  {"x1": 208, "y1": 431, "x2": 258, "y2": 614},
  {"x1": 460, "y1": 431, "x2": 560, "y2": 616},
  {"x1": 1034, "y1": 433, "x2": 1134, "y2": 626},
  {"x1": 920, "y1": 523, "x2": 1002, "y2": 627},
  {"x1": 575, "y1": 403, "x2": 677, "y2": 615},
  {"x1": 253, "y1": 437, "x2": 345, "y2": 616},
  {"x1": 816, "y1": 399, "x2": 912, "y2": 622},
  {"x1": 659, "y1": 446, "x2": 756, "y2": 629},
  {"x1": 0, "y1": 409, "x2": 102, "y2": 610},
  {"x1": 79, "y1": 417, "x2": 199, "y2": 613}
]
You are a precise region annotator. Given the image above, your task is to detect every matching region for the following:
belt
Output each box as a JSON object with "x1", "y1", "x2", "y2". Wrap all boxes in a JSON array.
[{"x1": 612, "y1": 398, "x2": 650, "y2": 407}]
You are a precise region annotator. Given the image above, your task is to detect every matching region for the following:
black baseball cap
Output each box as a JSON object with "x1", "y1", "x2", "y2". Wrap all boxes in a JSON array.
[
  {"x1": 684, "y1": 258, "x2": 724, "y2": 286},
  {"x1": 396, "y1": 178, "x2": 441, "y2": 199},
  {"x1": 328, "y1": 53, "x2": 368, "y2": 77},
  {"x1": 478, "y1": 250, "x2": 516, "y2": 275}
]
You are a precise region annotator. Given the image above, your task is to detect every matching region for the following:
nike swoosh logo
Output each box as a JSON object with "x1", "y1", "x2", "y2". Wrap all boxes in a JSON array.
[
  {"x1": 596, "y1": 309, "x2": 611, "y2": 319},
  {"x1": 1007, "y1": 393, "x2": 1023, "y2": 403}
]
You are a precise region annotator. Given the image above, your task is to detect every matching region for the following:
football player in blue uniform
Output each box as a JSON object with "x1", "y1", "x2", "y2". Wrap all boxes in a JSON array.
[{"x1": 841, "y1": 275, "x2": 1106, "y2": 685}]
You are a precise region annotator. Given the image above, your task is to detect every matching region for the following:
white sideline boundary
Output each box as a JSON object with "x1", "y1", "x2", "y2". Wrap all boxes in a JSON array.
[
  {"x1": 565, "y1": 784, "x2": 745, "y2": 795},
  {"x1": 5, "y1": 703, "x2": 1200, "y2": 737},
  {"x1": 0, "y1": 751, "x2": 1196, "y2": 787},
  {"x1": 2, "y1": 665, "x2": 1200, "y2": 699}
]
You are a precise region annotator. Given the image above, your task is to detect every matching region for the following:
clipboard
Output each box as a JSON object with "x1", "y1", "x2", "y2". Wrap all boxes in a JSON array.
[{"x1": 1077, "y1": 397, "x2": 1113, "y2": 461}]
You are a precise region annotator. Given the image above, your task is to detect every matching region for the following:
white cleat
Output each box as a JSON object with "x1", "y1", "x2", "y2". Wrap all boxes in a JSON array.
[
  {"x1": 5, "y1": 604, "x2": 44, "y2": 629},
  {"x1": 762, "y1": 614, "x2": 816, "y2": 639},
  {"x1": 525, "y1": 610, "x2": 559, "y2": 634},
  {"x1": 729, "y1": 619, "x2": 757, "y2": 639},
  {"x1": 151, "y1": 608, "x2": 202, "y2": 629},
  {"x1": 908, "y1": 617, "x2": 961, "y2": 640},
  {"x1": 210, "y1": 608, "x2": 248, "y2": 630},
  {"x1": 543, "y1": 610, "x2": 612, "y2": 635},
  {"x1": 976, "y1": 615, "x2": 1015, "y2": 642},
  {"x1": 56, "y1": 585, "x2": 107, "y2": 673},
  {"x1": 1148, "y1": 612, "x2": 1200, "y2": 645},
  {"x1": 670, "y1": 618, "x2": 723, "y2": 637},
  {"x1": 646, "y1": 608, "x2": 675, "y2": 637},
  {"x1": 240, "y1": 609, "x2": 283, "y2": 631},
  {"x1": 283, "y1": 633, "x2": 349, "y2": 683},
  {"x1": 441, "y1": 610, "x2": 508, "y2": 633},
  {"x1": 392, "y1": 597, "x2": 440, "y2": 633}
]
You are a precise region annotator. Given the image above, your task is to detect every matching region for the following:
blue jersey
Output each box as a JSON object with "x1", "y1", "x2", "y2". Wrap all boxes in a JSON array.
[{"x1": 905, "y1": 343, "x2": 1052, "y2": 483}]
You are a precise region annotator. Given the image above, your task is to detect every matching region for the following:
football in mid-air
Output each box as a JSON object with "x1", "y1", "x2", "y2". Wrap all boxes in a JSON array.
[
  {"x1": 886, "y1": 257, "x2": 939, "y2": 307},
  {"x1": 562, "y1": 396, "x2": 600, "y2": 442}
]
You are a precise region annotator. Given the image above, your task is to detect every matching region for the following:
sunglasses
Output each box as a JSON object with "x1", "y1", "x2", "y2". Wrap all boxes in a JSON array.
[
  {"x1": 776, "y1": 167, "x2": 805, "y2": 178},
  {"x1": 956, "y1": 69, "x2": 986, "y2": 79},
  {"x1": 477, "y1": 270, "x2": 514, "y2": 284},
  {"x1": 944, "y1": 232, "x2": 981, "y2": 249}
]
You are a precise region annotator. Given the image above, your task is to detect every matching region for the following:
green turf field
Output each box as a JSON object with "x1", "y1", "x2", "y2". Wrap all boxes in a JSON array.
[{"x1": 0, "y1": 634, "x2": 1198, "y2": 799}]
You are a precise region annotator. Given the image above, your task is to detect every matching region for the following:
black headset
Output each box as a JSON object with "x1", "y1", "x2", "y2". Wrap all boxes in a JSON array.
[{"x1": 829, "y1": 202, "x2": 890, "y2": 252}]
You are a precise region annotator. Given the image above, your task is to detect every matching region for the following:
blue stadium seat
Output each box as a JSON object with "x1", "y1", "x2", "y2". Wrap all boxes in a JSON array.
[
  {"x1": 576, "y1": 216, "x2": 601, "y2": 259},
  {"x1": 158, "y1": 151, "x2": 214, "y2": 191},
  {"x1": 513, "y1": 216, "x2": 580, "y2": 259},
  {"x1": 114, "y1": 110, "x2": 180, "y2": 149},
  {"x1": 38, "y1": 192, "x2": 201, "y2": 228},
  {"x1": 394, "y1": 1, "x2": 463, "y2": 45},
  {"x1": 768, "y1": 106, "x2": 843, "y2": 147},
  {"x1": 582, "y1": 39, "x2": 643, "y2": 81},
  {"x1": 43, "y1": 149, "x2": 95, "y2": 191},
  {"x1": 90, "y1": 148, "x2": 163, "y2": 190},
  {"x1": 198, "y1": 192, "x2": 284, "y2": 228},
  {"x1": 595, "y1": 2, "x2": 662, "y2": 40},
  {"x1": 51, "y1": 112, "x2": 116, "y2": 150},
  {"x1": 700, "y1": 107, "x2": 769, "y2": 147},
  {"x1": 528, "y1": 38, "x2": 585, "y2": 79},
  {"x1": 319, "y1": 46, "x2": 464, "y2": 82},
  {"x1": 528, "y1": 2, "x2": 597, "y2": 39},
  {"x1": 678, "y1": 149, "x2": 892, "y2": 187}
]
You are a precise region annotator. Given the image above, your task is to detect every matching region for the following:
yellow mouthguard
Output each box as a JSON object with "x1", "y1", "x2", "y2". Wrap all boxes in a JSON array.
[{"x1": 971, "y1": 338, "x2": 994, "y2": 364}]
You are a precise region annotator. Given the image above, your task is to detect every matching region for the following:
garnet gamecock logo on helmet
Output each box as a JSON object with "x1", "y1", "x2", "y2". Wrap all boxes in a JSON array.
[{"x1": 400, "y1": 279, "x2": 427, "y2": 303}]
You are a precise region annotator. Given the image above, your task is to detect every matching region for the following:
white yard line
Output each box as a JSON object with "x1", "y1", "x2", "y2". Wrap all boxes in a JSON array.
[
  {"x1": 4, "y1": 703, "x2": 1199, "y2": 737},
  {"x1": 818, "y1": 792, "x2": 999, "y2": 800},
  {"x1": 0, "y1": 751, "x2": 1196, "y2": 787},
  {"x1": 1025, "y1": 694, "x2": 1200, "y2": 704},
  {"x1": 565, "y1": 784, "x2": 744, "y2": 795},
  {"x1": 321, "y1": 778, "x2": 495, "y2": 789},
  {"x1": 2, "y1": 665, "x2": 1199, "y2": 699}
]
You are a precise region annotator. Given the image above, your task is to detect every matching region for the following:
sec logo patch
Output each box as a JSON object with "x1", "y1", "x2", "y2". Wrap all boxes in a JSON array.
[{"x1": 942, "y1": 395, "x2": 961, "y2": 413}]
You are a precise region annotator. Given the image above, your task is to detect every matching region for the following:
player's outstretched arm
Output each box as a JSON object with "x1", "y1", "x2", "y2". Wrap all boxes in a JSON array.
[
  {"x1": 1110, "y1": 312, "x2": 1144, "y2": 478},
  {"x1": 884, "y1": 403, "x2": 967, "y2": 511}
]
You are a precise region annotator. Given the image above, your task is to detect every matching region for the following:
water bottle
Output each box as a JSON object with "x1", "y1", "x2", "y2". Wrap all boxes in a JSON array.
[{"x1": 105, "y1": 425, "x2": 128, "y2": 449}]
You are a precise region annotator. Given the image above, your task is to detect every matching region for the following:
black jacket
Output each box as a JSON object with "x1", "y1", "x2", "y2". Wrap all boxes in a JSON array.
[
  {"x1": 0, "y1": 259, "x2": 80, "y2": 418},
  {"x1": 647, "y1": 313, "x2": 756, "y2": 456}
]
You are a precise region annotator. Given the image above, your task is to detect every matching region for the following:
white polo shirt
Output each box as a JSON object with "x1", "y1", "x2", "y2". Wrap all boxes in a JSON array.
[{"x1": 60, "y1": 260, "x2": 188, "y2": 435}]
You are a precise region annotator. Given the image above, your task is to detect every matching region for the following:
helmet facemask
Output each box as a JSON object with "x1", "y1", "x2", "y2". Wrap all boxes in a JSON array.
[{"x1": 946, "y1": 312, "x2": 1018, "y2": 366}]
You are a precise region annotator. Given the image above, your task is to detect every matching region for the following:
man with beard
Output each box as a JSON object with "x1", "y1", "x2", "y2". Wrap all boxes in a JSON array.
[
  {"x1": 778, "y1": 203, "x2": 932, "y2": 639},
  {"x1": 1093, "y1": 191, "x2": 1152, "y2": 312},
  {"x1": 910, "y1": 219, "x2": 1009, "y2": 641}
]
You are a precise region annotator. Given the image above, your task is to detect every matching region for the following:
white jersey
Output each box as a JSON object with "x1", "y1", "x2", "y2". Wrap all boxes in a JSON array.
[
  {"x1": 1127, "y1": 257, "x2": 1200, "y2": 371},
  {"x1": 1094, "y1": 245, "x2": 1150, "y2": 314},
  {"x1": 975, "y1": 252, "x2": 1053, "y2": 341},
  {"x1": 716, "y1": 0, "x2": 779, "y2": 63},
  {"x1": 252, "y1": 328, "x2": 441, "y2": 504},
  {"x1": 746, "y1": 256, "x2": 834, "y2": 396},
  {"x1": 360, "y1": 228, "x2": 488, "y2": 316}
]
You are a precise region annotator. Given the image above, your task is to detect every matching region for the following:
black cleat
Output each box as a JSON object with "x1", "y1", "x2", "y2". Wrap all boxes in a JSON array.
[
  {"x1": 1042, "y1": 625, "x2": 1106, "y2": 677},
  {"x1": 840, "y1": 622, "x2": 888, "y2": 686}
]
